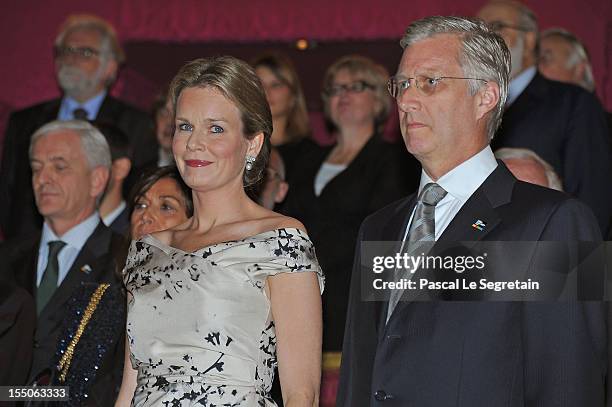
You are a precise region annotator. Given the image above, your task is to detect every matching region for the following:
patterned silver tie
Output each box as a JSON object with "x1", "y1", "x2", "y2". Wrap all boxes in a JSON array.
[{"x1": 386, "y1": 182, "x2": 447, "y2": 321}]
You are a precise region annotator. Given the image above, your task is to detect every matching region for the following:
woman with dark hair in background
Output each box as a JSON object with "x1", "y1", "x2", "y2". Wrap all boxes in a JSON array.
[
  {"x1": 282, "y1": 55, "x2": 413, "y2": 406},
  {"x1": 128, "y1": 166, "x2": 193, "y2": 240},
  {"x1": 252, "y1": 53, "x2": 312, "y2": 178},
  {"x1": 116, "y1": 56, "x2": 323, "y2": 407}
]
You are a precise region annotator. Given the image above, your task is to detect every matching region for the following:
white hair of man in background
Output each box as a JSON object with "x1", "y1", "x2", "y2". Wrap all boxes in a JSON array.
[
  {"x1": 495, "y1": 147, "x2": 563, "y2": 190},
  {"x1": 538, "y1": 28, "x2": 595, "y2": 92}
]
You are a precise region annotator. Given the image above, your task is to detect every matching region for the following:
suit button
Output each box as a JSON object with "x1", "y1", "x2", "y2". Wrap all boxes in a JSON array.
[
  {"x1": 33, "y1": 340, "x2": 39, "y2": 348},
  {"x1": 374, "y1": 390, "x2": 393, "y2": 401}
]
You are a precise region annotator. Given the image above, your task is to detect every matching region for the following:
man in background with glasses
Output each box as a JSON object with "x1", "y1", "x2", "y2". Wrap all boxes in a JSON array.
[
  {"x1": 477, "y1": 0, "x2": 612, "y2": 235},
  {"x1": 0, "y1": 14, "x2": 157, "y2": 240},
  {"x1": 338, "y1": 15, "x2": 606, "y2": 406}
]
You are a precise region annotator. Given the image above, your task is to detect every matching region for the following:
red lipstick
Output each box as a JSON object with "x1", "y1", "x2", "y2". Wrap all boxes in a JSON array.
[{"x1": 185, "y1": 160, "x2": 212, "y2": 167}]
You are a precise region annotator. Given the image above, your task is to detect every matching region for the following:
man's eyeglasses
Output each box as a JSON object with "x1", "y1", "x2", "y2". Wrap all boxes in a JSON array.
[
  {"x1": 487, "y1": 21, "x2": 532, "y2": 33},
  {"x1": 54, "y1": 46, "x2": 101, "y2": 60},
  {"x1": 387, "y1": 75, "x2": 487, "y2": 98},
  {"x1": 325, "y1": 81, "x2": 375, "y2": 97}
]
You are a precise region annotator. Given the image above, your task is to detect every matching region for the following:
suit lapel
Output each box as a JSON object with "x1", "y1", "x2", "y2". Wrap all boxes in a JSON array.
[
  {"x1": 496, "y1": 73, "x2": 546, "y2": 147},
  {"x1": 437, "y1": 190, "x2": 500, "y2": 244},
  {"x1": 39, "y1": 99, "x2": 61, "y2": 124},
  {"x1": 376, "y1": 195, "x2": 417, "y2": 338},
  {"x1": 37, "y1": 224, "x2": 113, "y2": 325},
  {"x1": 96, "y1": 95, "x2": 119, "y2": 122}
]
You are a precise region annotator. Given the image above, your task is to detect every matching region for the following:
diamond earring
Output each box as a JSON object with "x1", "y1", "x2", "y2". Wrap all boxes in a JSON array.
[{"x1": 245, "y1": 155, "x2": 256, "y2": 171}]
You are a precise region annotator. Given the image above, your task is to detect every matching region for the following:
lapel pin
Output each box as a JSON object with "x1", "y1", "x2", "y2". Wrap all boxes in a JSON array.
[
  {"x1": 80, "y1": 264, "x2": 92, "y2": 274},
  {"x1": 471, "y1": 219, "x2": 487, "y2": 231}
]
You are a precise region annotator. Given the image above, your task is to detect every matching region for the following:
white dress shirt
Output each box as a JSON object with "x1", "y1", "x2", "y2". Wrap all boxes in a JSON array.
[
  {"x1": 401, "y1": 146, "x2": 498, "y2": 243},
  {"x1": 102, "y1": 200, "x2": 126, "y2": 226},
  {"x1": 36, "y1": 213, "x2": 101, "y2": 286},
  {"x1": 314, "y1": 162, "x2": 347, "y2": 196},
  {"x1": 57, "y1": 91, "x2": 107, "y2": 121}
]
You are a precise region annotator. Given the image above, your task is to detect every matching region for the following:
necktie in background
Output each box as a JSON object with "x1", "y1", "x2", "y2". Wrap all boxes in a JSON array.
[
  {"x1": 72, "y1": 107, "x2": 88, "y2": 120},
  {"x1": 387, "y1": 183, "x2": 447, "y2": 322},
  {"x1": 37, "y1": 240, "x2": 66, "y2": 315}
]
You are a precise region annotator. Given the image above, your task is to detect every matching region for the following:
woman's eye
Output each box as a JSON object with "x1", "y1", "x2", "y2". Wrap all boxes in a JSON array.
[
  {"x1": 134, "y1": 202, "x2": 147, "y2": 211},
  {"x1": 178, "y1": 123, "x2": 193, "y2": 132},
  {"x1": 211, "y1": 125, "x2": 224, "y2": 134},
  {"x1": 161, "y1": 203, "x2": 177, "y2": 212}
]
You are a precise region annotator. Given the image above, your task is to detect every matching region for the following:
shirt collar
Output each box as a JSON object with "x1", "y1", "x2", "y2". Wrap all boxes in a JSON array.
[
  {"x1": 418, "y1": 145, "x2": 498, "y2": 203},
  {"x1": 506, "y1": 66, "x2": 536, "y2": 106},
  {"x1": 40, "y1": 212, "x2": 101, "y2": 252},
  {"x1": 59, "y1": 90, "x2": 107, "y2": 120},
  {"x1": 102, "y1": 200, "x2": 126, "y2": 226}
]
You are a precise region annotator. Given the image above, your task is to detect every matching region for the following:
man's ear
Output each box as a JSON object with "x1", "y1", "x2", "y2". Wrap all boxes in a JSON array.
[
  {"x1": 475, "y1": 81, "x2": 500, "y2": 121},
  {"x1": 524, "y1": 31, "x2": 538, "y2": 59},
  {"x1": 572, "y1": 62, "x2": 587, "y2": 84},
  {"x1": 247, "y1": 132, "x2": 265, "y2": 158},
  {"x1": 111, "y1": 157, "x2": 132, "y2": 182},
  {"x1": 103, "y1": 59, "x2": 119, "y2": 83},
  {"x1": 90, "y1": 166, "x2": 110, "y2": 199},
  {"x1": 274, "y1": 181, "x2": 289, "y2": 204}
]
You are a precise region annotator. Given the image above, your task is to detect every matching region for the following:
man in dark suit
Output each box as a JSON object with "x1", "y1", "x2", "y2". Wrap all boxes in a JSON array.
[
  {"x1": 337, "y1": 16, "x2": 606, "y2": 406},
  {"x1": 97, "y1": 122, "x2": 132, "y2": 235},
  {"x1": 1, "y1": 120, "x2": 124, "y2": 402},
  {"x1": 0, "y1": 14, "x2": 157, "y2": 240},
  {"x1": 477, "y1": 0, "x2": 612, "y2": 234}
]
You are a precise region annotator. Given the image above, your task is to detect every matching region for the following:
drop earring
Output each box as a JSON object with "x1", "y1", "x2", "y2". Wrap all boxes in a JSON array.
[{"x1": 245, "y1": 155, "x2": 256, "y2": 171}]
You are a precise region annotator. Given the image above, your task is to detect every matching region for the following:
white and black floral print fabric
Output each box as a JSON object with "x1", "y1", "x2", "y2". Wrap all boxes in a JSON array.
[{"x1": 123, "y1": 228, "x2": 324, "y2": 406}]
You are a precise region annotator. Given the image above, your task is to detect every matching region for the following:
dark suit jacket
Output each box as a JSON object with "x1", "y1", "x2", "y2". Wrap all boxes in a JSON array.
[
  {"x1": 108, "y1": 206, "x2": 129, "y2": 237},
  {"x1": 0, "y1": 95, "x2": 157, "y2": 239},
  {"x1": 492, "y1": 72, "x2": 612, "y2": 234},
  {"x1": 337, "y1": 163, "x2": 607, "y2": 407},
  {"x1": 282, "y1": 136, "x2": 419, "y2": 351},
  {"x1": 0, "y1": 278, "x2": 36, "y2": 386},
  {"x1": 1, "y1": 222, "x2": 125, "y2": 404}
]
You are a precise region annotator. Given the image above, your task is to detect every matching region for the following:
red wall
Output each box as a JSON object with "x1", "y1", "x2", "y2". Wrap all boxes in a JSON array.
[{"x1": 2, "y1": 0, "x2": 611, "y2": 114}]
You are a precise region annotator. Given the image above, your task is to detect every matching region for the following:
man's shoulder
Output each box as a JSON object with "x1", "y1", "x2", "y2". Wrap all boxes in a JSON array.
[
  {"x1": 504, "y1": 180, "x2": 601, "y2": 240},
  {"x1": 528, "y1": 73, "x2": 602, "y2": 109},
  {"x1": 103, "y1": 95, "x2": 150, "y2": 120},
  {"x1": 9, "y1": 98, "x2": 60, "y2": 120}
]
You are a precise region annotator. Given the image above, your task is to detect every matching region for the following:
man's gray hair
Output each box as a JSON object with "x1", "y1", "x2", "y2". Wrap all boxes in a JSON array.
[
  {"x1": 495, "y1": 147, "x2": 563, "y2": 191},
  {"x1": 400, "y1": 16, "x2": 510, "y2": 140},
  {"x1": 55, "y1": 14, "x2": 125, "y2": 86},
  {"x1": 29, "y1": 120, "x2": 112, "y2": 171},
  {"x1": 540, "y1": 28, "x2": 595, "y2": 92}
]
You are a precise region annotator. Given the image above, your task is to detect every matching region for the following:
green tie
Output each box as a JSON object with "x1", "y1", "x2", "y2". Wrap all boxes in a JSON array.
[{"x1": 37, "y1": 240, "x2": 66, "y2": 315}]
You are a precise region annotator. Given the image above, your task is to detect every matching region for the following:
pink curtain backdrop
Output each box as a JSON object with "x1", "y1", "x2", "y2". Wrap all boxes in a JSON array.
[{"x1": 1, "y1": 0, "x2": 610, "y2": 115}]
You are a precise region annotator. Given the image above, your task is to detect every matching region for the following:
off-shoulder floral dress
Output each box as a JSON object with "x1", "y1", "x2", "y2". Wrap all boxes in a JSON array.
[{"x1": 123, "y1": 228, "x2": 324, "y2": 406}]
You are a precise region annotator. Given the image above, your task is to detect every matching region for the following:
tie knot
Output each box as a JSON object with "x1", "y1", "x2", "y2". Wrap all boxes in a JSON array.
[
  {"x1": 72, "y1": 108, "x2": 88, "y2": 120},
  {"x1": 48, "y1": 240, "x2": 66, "y2": 257},
  {"x1": 419, "y1": 183, "x2": 447, "y2": 206}
]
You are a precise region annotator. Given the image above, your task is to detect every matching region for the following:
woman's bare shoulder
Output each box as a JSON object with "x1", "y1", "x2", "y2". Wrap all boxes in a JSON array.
[{"x1": 258, "y1": 213, "x2": 307, "y2": 234}]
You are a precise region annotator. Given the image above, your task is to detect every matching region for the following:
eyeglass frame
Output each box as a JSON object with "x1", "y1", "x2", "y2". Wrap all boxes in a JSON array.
[
  {"x1": 54, "y1": 46, "x2": 102, "y2": 60},
  {"x1": 486, "y1": 21, "x2": 532, "y2": 33},
  {"x1": 324, "y1": 80, "x2": 376, "y2": 97},
  {"x1": 387, "y1": 75, "x2": 488, "y2": 98}
]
